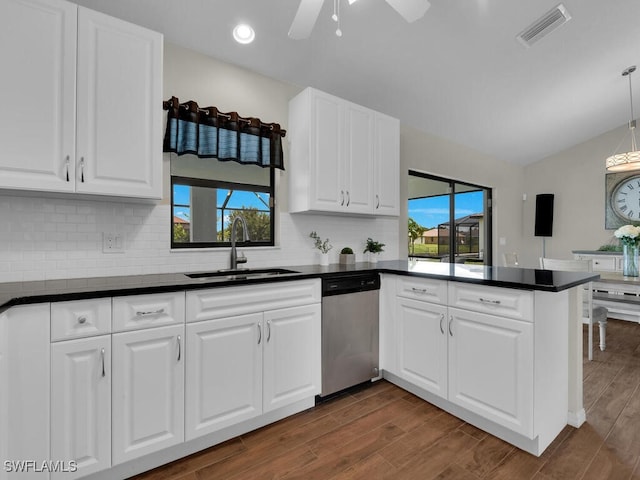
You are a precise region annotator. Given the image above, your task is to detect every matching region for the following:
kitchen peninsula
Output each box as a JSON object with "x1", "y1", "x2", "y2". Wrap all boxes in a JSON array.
[{"x1": 0, "y1": 261, "x2": 595, "y2": 479}]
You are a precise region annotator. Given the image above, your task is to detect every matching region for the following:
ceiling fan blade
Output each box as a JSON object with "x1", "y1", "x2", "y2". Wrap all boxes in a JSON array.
[
  {"x1": 288, "y1": 0, "x2": 325, "y2": 39},
  {"x1": 385, "y1": 0, "x2": 431, "y2": 23}
]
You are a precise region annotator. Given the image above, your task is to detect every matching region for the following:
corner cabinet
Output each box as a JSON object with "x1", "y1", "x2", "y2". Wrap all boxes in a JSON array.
[
  {"x1": 0, "y1": 0, "x2": 163, "y2": 199},
  {"x1": 383, "y1": 275, "x2": 568, "y2": 456},
  {"x1": 288, "y1": 87, "x2": 399, "y2": 216}
]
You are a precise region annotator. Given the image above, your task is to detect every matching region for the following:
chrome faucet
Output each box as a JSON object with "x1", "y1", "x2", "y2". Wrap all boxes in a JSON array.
[{"x1": 230, "y1": 216, "x2": 249, "y2": 270}]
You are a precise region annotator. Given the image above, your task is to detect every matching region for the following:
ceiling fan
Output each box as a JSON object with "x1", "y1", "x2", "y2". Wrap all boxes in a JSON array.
[{"x1": 288, "y1": 0, "x2": 431, "y2": 39}]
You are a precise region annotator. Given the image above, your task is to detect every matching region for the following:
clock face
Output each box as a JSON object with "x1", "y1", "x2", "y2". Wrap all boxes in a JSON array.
[{"x1": 612, "y1": 175, "x2": 640, "y2": 221}]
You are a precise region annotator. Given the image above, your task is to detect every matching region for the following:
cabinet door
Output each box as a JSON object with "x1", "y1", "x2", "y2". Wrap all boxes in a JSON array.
[
  {"x1": 396, "y1": 298, "x2": 448, "y2": 397},
  {"x1": 448, "y1": 308, "x2": 533, "y2": 437},
  {"x1": 185, "y1": 314, "x2": 262, "y2": 441},
  {"x1": 112, "y1": 324, "x2": 184, "y2": 465},
  {"x1": 343, "y1": 103, "x2": 374, "y2": 214},
  {"x1": 0, "y1": 0, "x2": 76, "y2": 193},
  {"x1": 76, "y1": 7, "x2": 162, "y2": 199},
  {"x1": 309, "y1": 91, "x2": 343, "y2": 212},
  {"x1": 51, "y1": 335, "x2": 111, "y2": 479},
  {"x1": 374, "y1": 113, "x2": 400, "y2": 216},
  {"x1": 263, "y1": 304, "x2": 321, "y2": 412}
]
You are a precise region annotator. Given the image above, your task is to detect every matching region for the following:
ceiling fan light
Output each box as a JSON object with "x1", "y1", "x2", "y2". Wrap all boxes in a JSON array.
[{"x1": 233, "y1": 23, "x2": 255, "y2": 44}]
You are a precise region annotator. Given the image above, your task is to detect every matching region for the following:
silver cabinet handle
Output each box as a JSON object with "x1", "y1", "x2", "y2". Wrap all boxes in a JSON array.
[
  {"x1": 448, "y1": 316, "x2": 453, "y2": 337},
  {"x1": 346, "y1": 191, "x2": 350, "y2": 206},
  {"x1": 65, "y1": 155, "x2": 70, "y2": 182},
  {"x1": 136, "y1": 308, "x2": 165, "y2": 316},
  {"x1": 439, "y1": 314, "x2": 445, "y2": 335},
  {"x1": 257, "y1": 323, "x2": 262, "y2": 345},
  {"x1": 77, "y1": 315, "x2": 87, "y2": 324},
  {"x1": 101, "y1": 348, "x2": 106, "y2": 377},
  {"x1": 80, "y1": 157, "x2": 85, "y2": 183},
  {"x1": 267, "y1": 320, "x2": 271, "y2": 342},
  {"x1": 411, "y1": 287, "x2": 427, "y2": 294},
  {"x1": 340, "y1": 190, "x2": 345, "y2": 206},
  {"x1": 479, "y1": 297, "x2": 501, "y2": 305},
  {"x1": 177, "y1": 335, "x2": 181, "y2": 362},
  {"x1": 376, "y1": 194, "x2": 380, "y2": 209}
]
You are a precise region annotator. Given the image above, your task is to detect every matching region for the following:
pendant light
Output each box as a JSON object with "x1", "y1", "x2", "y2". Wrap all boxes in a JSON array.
[{"x1": 606, "y1": 66, "x2": 640, "y2": 172}]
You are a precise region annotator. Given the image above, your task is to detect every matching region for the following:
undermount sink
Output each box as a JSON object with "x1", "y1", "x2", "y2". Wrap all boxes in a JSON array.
[{"x1": 184, "y1": 268, "x2": 299, "y2": 282}]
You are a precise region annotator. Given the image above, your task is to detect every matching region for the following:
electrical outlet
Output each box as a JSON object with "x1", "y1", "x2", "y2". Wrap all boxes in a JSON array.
[{"x1": 103, "y1": 232, "x2": 124, "y2": 253}]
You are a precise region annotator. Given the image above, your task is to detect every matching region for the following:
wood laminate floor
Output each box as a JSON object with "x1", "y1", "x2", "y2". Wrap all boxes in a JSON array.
[{"x1": 131, "y1": 319, "x2": 640, "y2": 480}]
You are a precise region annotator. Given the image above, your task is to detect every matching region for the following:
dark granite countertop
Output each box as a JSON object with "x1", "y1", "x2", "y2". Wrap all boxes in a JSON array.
[{"x1": 0, "y1": 260, "x2": 598, "y2": 312}]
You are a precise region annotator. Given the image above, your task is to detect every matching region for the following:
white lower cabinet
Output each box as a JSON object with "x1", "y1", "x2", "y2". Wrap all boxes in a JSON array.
[
  {"x1": 51, "y1": 335, "x2": 111, "y2": 479},
  {"x1": 185, "y1": 313, "x2": 263, "y2": 441},
  {"x1": 184, "y1": 301, "x2": 321, "y2": 441},
  {"x1": 111, "y1": 324, "x2": 185, "y2": 465},
  {"x1": 448, "y1": 307, "x2": 533, "y2": 437},
  {"x1": 396, "y1": 297, "x2": 447, "y2": 397},
  {"x1": 394, "y1": 279, "x2": 535, "y2": 439},
  {"x1": 263, "y1": 304, "x2": 321, "y2": 412}
]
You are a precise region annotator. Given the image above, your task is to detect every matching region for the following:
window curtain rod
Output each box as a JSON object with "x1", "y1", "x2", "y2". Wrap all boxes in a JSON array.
[
  {"x1": 162, "y1": 97, "x2": 286, "y2": 137},
  {"x1": 163, "y1": 96, "x2": 285, "y2": 170}
]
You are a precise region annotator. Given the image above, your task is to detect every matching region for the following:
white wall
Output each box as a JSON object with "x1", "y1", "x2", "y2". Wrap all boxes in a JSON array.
[{"x1": 519, "y1": 124, "x2": 628, "y2": 267}]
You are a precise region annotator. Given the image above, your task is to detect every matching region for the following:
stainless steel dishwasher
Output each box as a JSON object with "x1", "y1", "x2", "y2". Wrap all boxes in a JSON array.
[{"x1": 320, "y1": 272, "x2": 380, "y2": 397}]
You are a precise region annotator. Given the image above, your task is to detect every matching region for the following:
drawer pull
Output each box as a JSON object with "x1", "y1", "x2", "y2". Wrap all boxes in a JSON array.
[
  {"x1": 136, "y1": 308, "x2": 165, "y2": 317},
  {"x1": 411, "y1": 287, "x2": 427, "y2": 294},
  {"x1": 479, "y1": 297, "x2": 501, "y2": 305},
  {"x1": 177, "y1": 335, "x2": 182, "y2": 362},
  {"x1": 439, "y1": 314, "x2": 445, "y2": 335},
  {"x1": 77, "y1": 316, "x2": 87, "y2": 324},
  {"x1": 101, "y1": 348, "x2": 106, "y2": 378}
]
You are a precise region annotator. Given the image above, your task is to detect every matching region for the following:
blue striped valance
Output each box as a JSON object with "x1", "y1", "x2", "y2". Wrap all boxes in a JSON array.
[{"x1": 163, "y1": 97, "x2": 285, "y2": 170}]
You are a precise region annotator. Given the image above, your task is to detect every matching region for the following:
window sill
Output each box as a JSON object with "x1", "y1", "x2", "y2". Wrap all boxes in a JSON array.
[{"x1": 170, "y1": 245, "x2": 281, "y2": 253}]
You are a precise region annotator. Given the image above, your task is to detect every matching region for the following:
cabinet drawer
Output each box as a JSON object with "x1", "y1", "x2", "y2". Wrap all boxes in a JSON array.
[
  {"x1": 186, "y1": 279, "x2": 321, "y2": 323},
  {"x1": 448, "y1": 283, "x2": 533, "y2": 322},
  {"x1": 51, "y1": 298, "x2": 111, "y2": 341},
  {"x1": 575, "y1": 255, "x2": 618, "y2": 272},
  {"x1": 396, "y1": 276, "x2": 447, "y2": 304},
  {"x1": 112, "y1": 292, "x2": 185, "y2": 332}
]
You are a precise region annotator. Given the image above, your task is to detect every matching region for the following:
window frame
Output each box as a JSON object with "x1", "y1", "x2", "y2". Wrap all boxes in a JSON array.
[
  {"x1": 408, "y1": 170, "x2": 493, "y2": 265},
  {"x1": 170, "y1": 171, "x2": 275, "y2": 249}
]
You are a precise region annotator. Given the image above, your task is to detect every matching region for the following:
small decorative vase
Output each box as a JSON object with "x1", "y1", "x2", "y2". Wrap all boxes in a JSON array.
[
  {"x1": 368, "y1": 252, "x2": 379, "y2": 264},
  {"x1": 319, "y1": 252, "x2": 330, "y2": 266},
  {"x1": 623, "y1": 244, "x2": 639, "y2": 277}
]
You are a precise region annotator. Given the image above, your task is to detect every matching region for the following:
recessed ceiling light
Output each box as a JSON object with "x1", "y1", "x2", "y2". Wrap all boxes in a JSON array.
[{"x1": 233, "y1": 23, "x2": 255, "y2": 44}]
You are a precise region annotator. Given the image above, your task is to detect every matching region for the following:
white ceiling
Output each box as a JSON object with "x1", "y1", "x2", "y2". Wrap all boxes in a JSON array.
[{"x1": 74, "y1": 0, "x2": 640, "y2": 166}]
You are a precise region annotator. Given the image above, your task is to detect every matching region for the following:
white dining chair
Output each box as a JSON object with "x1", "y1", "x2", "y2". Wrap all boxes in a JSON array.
[
  {"x1": 539, "y1": 257, "x2": 607, "y2": 361},
  {"x1": 502, "y1": 252, "x2": 519, "y2": 267}
]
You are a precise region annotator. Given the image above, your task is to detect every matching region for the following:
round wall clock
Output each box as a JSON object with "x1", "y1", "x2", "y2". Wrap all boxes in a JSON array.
[{"x1": 606, "y1": 172, "x2": 640, "y2": 228}]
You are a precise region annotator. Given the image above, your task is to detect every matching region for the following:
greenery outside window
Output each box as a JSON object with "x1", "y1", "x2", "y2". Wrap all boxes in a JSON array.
[{"x1": 171, "y1": 158, "x2": 275, "y2": 248}]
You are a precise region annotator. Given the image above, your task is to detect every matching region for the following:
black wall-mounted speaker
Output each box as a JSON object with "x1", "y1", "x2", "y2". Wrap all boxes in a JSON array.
[{"x1": 534, "y1": 193, "x2": 554, "y2": 237}]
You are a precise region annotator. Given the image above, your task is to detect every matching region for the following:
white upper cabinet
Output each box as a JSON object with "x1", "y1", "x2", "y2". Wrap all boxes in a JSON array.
[
  {"x1": 288, "y1": 87, "x2": 399, "y2": 216},
  {"x1": 0, "y1": 0, "x2": 163, "y2": 199},
  {"x1": 76, "y1": 7, "x2": 162, "y2": 198},
  {"x1": 374, "y1": 112, "x2": 400, "y2": 215},
  {"x1": 0, "y1": 0, "x2": 77, "y2": 193}
]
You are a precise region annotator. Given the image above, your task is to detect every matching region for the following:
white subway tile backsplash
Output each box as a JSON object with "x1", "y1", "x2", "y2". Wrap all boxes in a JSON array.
[{"x1": 0, "y1": 194, "x2": 399, "y2": 282}]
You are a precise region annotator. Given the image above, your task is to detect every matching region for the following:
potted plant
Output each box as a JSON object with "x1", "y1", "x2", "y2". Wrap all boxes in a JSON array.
[
  {"x1": 309, "y1": 231, "x2": 332, "y2": 265},
  {"x1": 363, "y1": 237, "x2": 385, "y2": 263},
  {"x1": 339, "y1": 247, "x2": 355, "y2": 265}
]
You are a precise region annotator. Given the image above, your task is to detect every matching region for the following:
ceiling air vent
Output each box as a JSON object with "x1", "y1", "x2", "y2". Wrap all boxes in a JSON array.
[{"x1": 517, "y1": 4, "x2": 571, "y2": 48}]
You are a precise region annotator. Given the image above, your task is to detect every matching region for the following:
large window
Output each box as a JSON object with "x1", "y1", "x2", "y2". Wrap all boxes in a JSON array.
[
  {"x1": 170, "y1": 153, "x2": 274, "y2": 248},
  {"x1": 408, "y1": 171, "x2": 492, "y2": 265}
]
